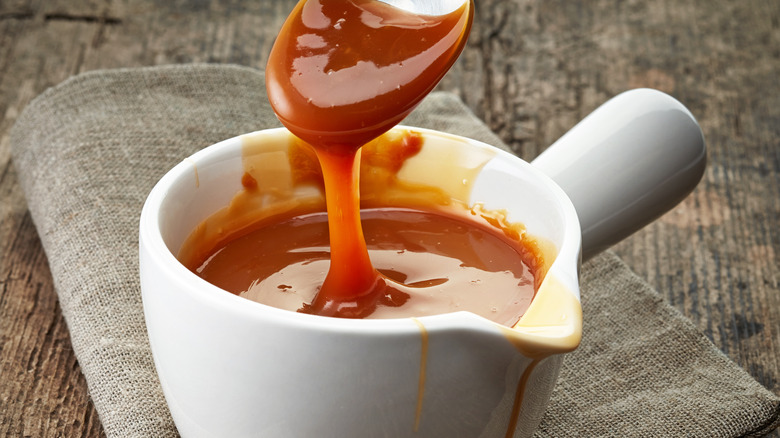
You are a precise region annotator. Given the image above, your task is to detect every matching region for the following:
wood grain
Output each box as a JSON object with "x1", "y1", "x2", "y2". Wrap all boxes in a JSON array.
[{"x1": 1, "y1": 0, "x2": 778, "y2": 436}]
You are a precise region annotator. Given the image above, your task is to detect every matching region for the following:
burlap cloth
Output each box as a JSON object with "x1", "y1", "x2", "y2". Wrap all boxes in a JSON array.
[{"x1": 10, "y1": 64, "x2": 780, "y2": 437}]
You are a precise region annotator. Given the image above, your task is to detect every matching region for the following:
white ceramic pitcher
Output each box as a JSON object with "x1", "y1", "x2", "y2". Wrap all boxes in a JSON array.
[{"x1": 140, "y1": 88, "x2": 705, "y2": 437}]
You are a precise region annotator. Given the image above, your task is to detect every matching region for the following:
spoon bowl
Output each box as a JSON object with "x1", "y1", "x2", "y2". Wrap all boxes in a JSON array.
[{"x1": 265, "y1": 0, "x2": 474, "y2": 149}]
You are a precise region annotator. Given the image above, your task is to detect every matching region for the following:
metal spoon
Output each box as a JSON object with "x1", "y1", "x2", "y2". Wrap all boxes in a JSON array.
[{"x1": 377, "y1": 0, "x2": 468, "y2": 15}]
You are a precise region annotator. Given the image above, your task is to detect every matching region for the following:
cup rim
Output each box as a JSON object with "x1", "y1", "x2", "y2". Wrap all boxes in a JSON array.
[{"x1": 139, "y1": 126, "x2": 582, "y2": 338}]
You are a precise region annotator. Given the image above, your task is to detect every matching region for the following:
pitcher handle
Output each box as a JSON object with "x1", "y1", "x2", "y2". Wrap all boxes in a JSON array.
[{"x1": 530, "y1": 88, "x2": 706, "y2": 261}]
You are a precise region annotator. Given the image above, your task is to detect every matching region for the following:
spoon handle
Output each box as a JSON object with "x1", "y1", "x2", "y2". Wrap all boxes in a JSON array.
[{"x1": 530, "y1": 88, "x2": 706, "y2": 261}]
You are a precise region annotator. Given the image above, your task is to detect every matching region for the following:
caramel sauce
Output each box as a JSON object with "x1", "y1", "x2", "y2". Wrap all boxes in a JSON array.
[
  {"x1": 178, "y1": 130, "x2": 546, "y2": 325},
  {"x1": 265, "y1": 0, "x2": 473, "y2": 315},
  {"x1": 185, "y1": 203, "x2": 537, "y2": 325}
]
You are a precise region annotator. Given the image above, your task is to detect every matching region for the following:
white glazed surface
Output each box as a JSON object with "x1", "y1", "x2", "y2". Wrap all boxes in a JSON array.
[{"x1": 531, "y1": 88, "x2": 706, "y2": 260}]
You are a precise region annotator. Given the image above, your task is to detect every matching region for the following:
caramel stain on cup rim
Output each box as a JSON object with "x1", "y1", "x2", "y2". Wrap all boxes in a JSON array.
[
  {"x1": 185, "y1": 157, "x2": 200, "y2": 188},
  {"x1": 500, "y1": 274, "x2": 582, "y2": 359}
]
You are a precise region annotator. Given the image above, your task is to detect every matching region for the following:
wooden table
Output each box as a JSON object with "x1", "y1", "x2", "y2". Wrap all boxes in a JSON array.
[{"x1": 1, "y1": 0, "x2": 778, "y2": 436}]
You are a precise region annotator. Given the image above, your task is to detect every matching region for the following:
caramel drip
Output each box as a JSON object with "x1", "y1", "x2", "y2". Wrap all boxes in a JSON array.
[
  {"x1": 505, "y1": 359, "x2": 540, "y2": 438},
  {"x1": 411, "y1": 318, "x2": 428, "y2": 432},
  {"x1": 185, "y1": 158, "x2": 199, "y2": 188},
  {"x1": 498, "y1": 274, "x2": 582, "y2": 437}
]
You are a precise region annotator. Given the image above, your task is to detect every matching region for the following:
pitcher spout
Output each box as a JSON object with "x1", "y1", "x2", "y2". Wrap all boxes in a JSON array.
[{"x1": 502, "y1": 273, "x2": 583, "y2": 359}]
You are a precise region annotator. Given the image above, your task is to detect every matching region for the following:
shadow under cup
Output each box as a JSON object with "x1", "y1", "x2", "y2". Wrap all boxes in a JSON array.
[{"x1": 139, "y1": 126, "x2": 582, "y2": 438}]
